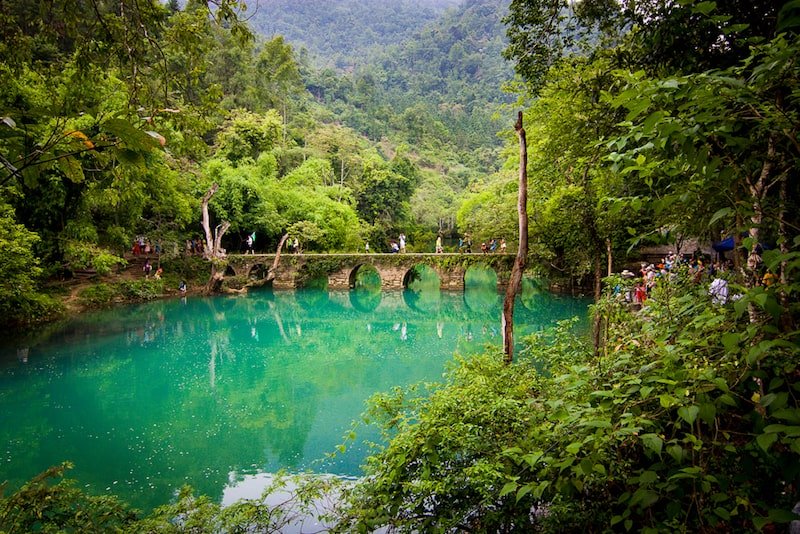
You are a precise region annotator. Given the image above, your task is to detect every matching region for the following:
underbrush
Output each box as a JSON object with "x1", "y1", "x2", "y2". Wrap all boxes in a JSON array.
[
  {"x1": 78, "y1": 279, "x2": 165, "y2": 307},
  {"x1": 335, "y1": 272, "x2": 799, "y2": 533}
]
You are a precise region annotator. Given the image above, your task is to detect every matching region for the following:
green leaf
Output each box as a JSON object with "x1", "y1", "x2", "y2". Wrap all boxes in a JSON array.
[
  {"x1": 721, "y1": 332, "x2": 740, "y2": 353},
  {"x1": 692, "y1": 1, "x2": 717, "y2": 15},
  {"x1": 639, "y1": 470, "x2": 658, "y2": 485},
  {"x1": 625, "y1": 97, "x2": 652, "y2": 121},
  {"x1": 714, "y1": 507, "x2": 731, "y2": 520},
  {"x1": 698, "y1": 403, "x2": 716, "y2": 424},
  {"x1": 631, "y1": 487, "x2": 659, "y2": 508},
  {"x1": 640, "y1": 433, "x2": 663, "y2": 456},
  {"x1": 584, "y1": 419, "x2": 612, "y2": 428},
  {"x1": 522, "y1": 452, "x2": 543, "y2": 467},
  {"x1": 768, "y1": 508, "x2": 799, "y2": 522},
  {"x1": 659, "y1": 395, "x2": 678, "y2": 408},
  {"x1": 667, "y1": 444, "x2": 684, "y2": 463},
  {"x1": 764, "y1": 425, "x2": 800, "y2": 437},
  {"x1": 642, "y1": 110, "x2": 666, "y2": 132},
  {"x1": 533, "y1": 480, "x2": 550, "y2": 499},
  {"x1": 516, "y1": 484, "x2": 532, "y2": 502},
  {"x1": 756, "y1": 432, "x2": 778, "y2": 451},
  {"x1": 500, "y1": 481, "x2": 518, "y2": 497},
  {"x1": 709, "y1": 207, "x2": 732, "y2": 225},
  {"x1": 57, "y1": 155, "x2": 85, "y2": 183},
  {"x1": 579, "y1": 458, "x2": 594, "y2": 475},
  {"x1": 103, "y1": 118, "x2": 158, "y2": 151},
  {"x1": 678, "y1": 405, "x2": 699, "y2": 425}
]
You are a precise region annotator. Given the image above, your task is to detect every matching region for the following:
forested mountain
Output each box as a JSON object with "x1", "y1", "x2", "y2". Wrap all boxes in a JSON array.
[
  {"x1": 296, "y1": 0, "x2": 515, "y2": 234},
  {"x1": 247, "y1": 0, "x2": 461, "y2": 68}
]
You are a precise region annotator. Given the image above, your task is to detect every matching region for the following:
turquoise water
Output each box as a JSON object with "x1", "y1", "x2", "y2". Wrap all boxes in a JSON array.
[{"x1": 0, "y1": 284, "x2": 589, "y2": 512}]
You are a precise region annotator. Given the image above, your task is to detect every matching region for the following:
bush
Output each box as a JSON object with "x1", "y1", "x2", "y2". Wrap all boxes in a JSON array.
[
  {"x1": 78, "y1": 283, "x2": 118, "y2": 306},
  {"x1": 118, "y1": 279, "x2": 164, "y2": 301},
  {"x1": 336, "y1": 271, "x2": 800, "y2": 533},
  {"x1": 63, "y1": 241, "x2": 126, "y2": 275},
  {"x1": 0, "y1": 463, "x2": 137, "y2": 532}
]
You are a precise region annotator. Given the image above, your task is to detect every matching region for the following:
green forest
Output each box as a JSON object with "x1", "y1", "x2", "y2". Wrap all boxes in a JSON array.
[{"x1": 1, "y1": 0, "x2": 799, "y2": 531}]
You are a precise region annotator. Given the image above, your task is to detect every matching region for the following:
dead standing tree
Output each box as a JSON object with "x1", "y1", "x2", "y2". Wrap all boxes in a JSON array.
[
  {"x1": 502, "y1": 112, "x2": 529, "y2": 363},
  {"x1": 201, "y1": 183, "x2": 231, "y2": 293},
  {"x1": 200, "y1": 183, "x2": 289, "y2": 294}
]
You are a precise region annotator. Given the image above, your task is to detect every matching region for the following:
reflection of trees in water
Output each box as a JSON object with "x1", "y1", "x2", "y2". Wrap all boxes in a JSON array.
[
  {"x1": 0, "y1": 287, "x2": 589, "y2": 512},
  {"x1": 403, "y1": 287, "x2": 441, "y2": 313},
  {"x1": 350, "y1": 288, "x2": 381, "y2": 312}
]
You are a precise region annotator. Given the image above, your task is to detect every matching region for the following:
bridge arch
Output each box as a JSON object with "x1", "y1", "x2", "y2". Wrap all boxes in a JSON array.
[
  {"x1": 464, "y1": 263, "x2": 499, "y2": 288},
  {"x1": 248, "y1": 263, "x2": 268, "y2": 280},
  {"x1": 402, "y1": 264, "x2": 441, "y2": 290},
  {"x1": 348, "y1": 263, "x2": 381, "y2": 290}
]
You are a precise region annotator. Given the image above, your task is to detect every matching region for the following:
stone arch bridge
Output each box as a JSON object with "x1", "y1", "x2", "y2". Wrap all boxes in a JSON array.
[{"x1": 224, "y1": 253, "x2": 518, "y2": 291}]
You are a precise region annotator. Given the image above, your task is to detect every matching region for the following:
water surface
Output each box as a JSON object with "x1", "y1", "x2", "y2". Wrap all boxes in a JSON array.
[{"x1": 0, "y1": 285, "x2": 588, "y2": 511}]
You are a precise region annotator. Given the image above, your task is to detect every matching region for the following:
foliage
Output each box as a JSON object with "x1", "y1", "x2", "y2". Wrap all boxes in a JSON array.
[
  {"x1": 604, "y1": 32, "x2": 800, "y2": 258},
  {"x1": 0, "y1": 202, "x2": 61, "y2": 324},
  {"x1": 63, "y1": 241, "x2": 127, "y2": 275},
  {"x1": 117, "y1": 279, "x2": 165, "y2": 301},
  {"x1": 0, "y1": 462, "x2": 138, "y2": 533},
  {"x1": 504, "y1": 0, "x2": 783, "y2": 91},
  {"x1": 337, "y1": 266, "x2": 800, "y2": 532},
  {"x1": 0, "y1": 464, "x2": 340, "y2": 533},
  {"x1": 77, "y1": 283, "x2": 119, "y2": 307},
  {"x1": 216, "y1": 109, "x2": 283, "y2": 164}
]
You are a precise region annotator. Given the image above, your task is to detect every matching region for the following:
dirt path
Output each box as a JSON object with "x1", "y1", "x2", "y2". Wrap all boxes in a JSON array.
[{"x1": 55, "y1": 255, "x2": 199, "y2": 315}]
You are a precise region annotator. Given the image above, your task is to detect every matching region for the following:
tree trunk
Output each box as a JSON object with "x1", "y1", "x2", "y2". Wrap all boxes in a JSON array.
[
  {"x1": 746, "y1": 137, "x2": 774, "y2": 323},
  {"x1": 200, "y1": 183, "x2": 232, "y2": 294},
  {"x1": 201, "y1": 183, "x2": 220, "y2": 260},
  {"x1": 502, "y1": 112, "x2": 529, "y2": 363}
]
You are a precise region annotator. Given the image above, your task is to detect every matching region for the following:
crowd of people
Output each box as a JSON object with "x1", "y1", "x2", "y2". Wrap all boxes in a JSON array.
[
  {"x1": 131, "y1": 236, "x2": 162, "y2": 256},
  {"x1": 617, "y1": 251, "x2": 744, "y2": 306}
]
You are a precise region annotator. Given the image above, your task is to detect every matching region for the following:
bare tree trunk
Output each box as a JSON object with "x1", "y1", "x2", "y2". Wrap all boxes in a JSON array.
[
  {"x1": 592, "y1": 254, "x2": 603, "y2": 358},
  {"x1": 502, "y1": 112, "x2": 529, "y2": 363},
  {"x1": 200, "y1": 183, "x2": 232, "y2": 294},
  {"x1": 746, "y1": 137, "x2": 774, "y2": 323},
  {"x1": 267, "y1": 233, "x2": 290, "y2": 281},
  {"x1": 201, "y1": 183, "x2": 220, "y2": 259}
]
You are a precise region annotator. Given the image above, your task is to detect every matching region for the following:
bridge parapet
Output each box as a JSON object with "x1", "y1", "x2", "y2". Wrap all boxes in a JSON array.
[{"x1": 226, "y1": 253, "x2": 518, "y2": 291}]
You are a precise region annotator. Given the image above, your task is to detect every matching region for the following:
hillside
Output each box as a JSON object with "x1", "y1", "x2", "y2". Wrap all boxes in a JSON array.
[{"x1": 246, "y1": 0, "x2": 462, "y2": 68}]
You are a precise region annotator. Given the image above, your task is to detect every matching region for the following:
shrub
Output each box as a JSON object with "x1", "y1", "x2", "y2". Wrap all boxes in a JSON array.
[
  {"x1": 118, "y1": 279, "x2": 164, "y2": 301},
  {"x1": 78, "y1": 283, "x2": 118, "y2": 306},
  {"x1": 336, "y1": 270, "x2": 800, "y2": 532}
]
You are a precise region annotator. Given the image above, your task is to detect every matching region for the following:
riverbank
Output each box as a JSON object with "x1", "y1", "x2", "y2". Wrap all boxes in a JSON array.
[{"x1": 46, "y1": 254, "x2": 212, "y2": 317}]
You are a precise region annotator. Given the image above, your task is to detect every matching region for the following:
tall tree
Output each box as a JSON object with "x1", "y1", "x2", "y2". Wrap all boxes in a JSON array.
[{"x1": 502, "y1": 112, "x2": 528, "y2": 362}]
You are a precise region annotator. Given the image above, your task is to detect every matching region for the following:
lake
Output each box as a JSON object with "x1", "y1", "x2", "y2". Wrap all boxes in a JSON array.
[{"x1": 0, "y1": 282, "x2": 589, "y2": 512}]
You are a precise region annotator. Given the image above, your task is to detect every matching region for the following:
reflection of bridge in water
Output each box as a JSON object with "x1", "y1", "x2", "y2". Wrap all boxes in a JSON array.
[{"x1": 225, "y1": 253, "x2": 518, "y2": 291}]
